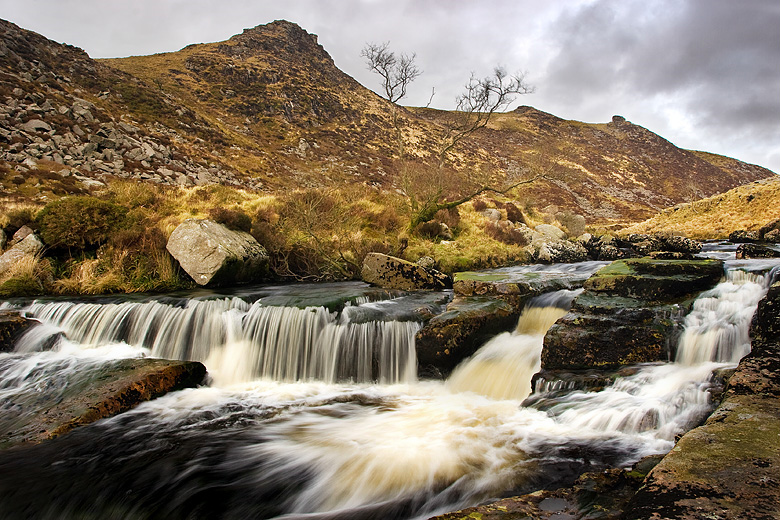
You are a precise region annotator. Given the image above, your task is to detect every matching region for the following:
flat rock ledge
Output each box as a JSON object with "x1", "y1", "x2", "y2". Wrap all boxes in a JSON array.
[{"x1": 0, "y1": 358, "x2": 207, "y2": 449}]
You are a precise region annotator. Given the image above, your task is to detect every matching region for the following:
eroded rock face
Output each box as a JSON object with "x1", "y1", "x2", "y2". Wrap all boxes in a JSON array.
[
  {"x1": 361, "y1": 252, "x2": 451, "y2": 291},
  {"x1": 542, "y1": 259, "x2": 723, "y2": 370},
  {"x1": 166, "y1": 219, "x2": 269, "y2": 286}
]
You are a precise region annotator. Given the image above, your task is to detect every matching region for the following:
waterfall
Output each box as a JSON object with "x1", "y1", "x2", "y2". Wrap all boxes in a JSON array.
[
  {"x1": 446, "y1": 289, "x2": 581, "y2": 401},
  {"x1": 12, "y1": 296, "x2": 420, "y2": 385}
]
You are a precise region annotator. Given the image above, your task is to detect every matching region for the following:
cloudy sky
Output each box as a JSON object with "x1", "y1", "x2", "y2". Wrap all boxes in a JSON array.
[{"x1": 2, "y1": 0, "x2": 778, "y2": 172}]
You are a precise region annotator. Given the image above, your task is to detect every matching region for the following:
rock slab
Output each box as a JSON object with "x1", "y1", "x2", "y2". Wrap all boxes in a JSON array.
[
  {"x1": 0, "y1": 357, "x2": 207, "y2": 449},
  {"x1": 166, "y1": 218, "x2": 269, "y2": 286},
  {"x1": 0, "y1": 311, "x2": 35, "y2": 352},
  {"x1": 361, "y1": 252, "x2": 452, "y2": 291}
]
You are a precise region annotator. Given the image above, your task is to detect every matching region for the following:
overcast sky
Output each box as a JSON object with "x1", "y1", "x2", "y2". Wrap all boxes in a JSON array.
[{"x1": 2, "y1": 0, "x2": 778, "y2": 172}]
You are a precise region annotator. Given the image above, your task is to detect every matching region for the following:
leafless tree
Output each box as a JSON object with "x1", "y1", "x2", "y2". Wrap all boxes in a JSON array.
[{"x1": 361, "y1": 42, "x2": 422, "y2": 104}]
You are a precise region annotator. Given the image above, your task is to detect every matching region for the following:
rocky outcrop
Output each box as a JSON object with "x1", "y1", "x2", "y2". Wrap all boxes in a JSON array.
[
  {"x1": 0, "y1": 311, "x2": 35, "y2": 352},
  {"x1": 0, "y1": 358, "x2": 207, "y2": 449},
  {"x1": 735, "y1": 243, "x2": 780, "y2": 259},
  {"x1": 624, "y1": 282, "x2": 780, "y2": 519},
  {"x1": 583, "y1": 233, "x2": 703, "y2": 261},
  {"x1": 542, "y1": 259, "x2": 723, "y2": 370},
  {"x1": 361, "y1": 252, "x2": 451, "y2": 291},
  {"x1": 415, "y1": 297, "x2": 523, "y2": 378},
  {"x1": 0, "y1": 231, "x2": 44, "y2": 275},
  {"x1": 166, "y1": 219, "x2": 269, "y2": 286}
]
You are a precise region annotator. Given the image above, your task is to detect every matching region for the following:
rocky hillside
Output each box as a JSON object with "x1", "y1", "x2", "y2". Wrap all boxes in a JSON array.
[
  {"x1": 624, "y1": 176, "x2": 780, "y2": 238},
  {"x1": 0, "y1": 18, "x2": 774, "y2": 222}
]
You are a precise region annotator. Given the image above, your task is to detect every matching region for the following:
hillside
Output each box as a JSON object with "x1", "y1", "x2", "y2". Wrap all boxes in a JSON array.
[
  {"x1": 623, "y1": 176, "x2": 780, "y2": 239},
  {"x1": 0, "y1": 18, "x2": 775, "y2": 223}
]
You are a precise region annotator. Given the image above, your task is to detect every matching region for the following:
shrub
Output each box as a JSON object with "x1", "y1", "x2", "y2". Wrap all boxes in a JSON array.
[
  {"x1": 36, "y1": 196, "x2": 127, "y2": 250},
  {"x1": 208, "y1": 207, "x2": 252, "y2": 233}
]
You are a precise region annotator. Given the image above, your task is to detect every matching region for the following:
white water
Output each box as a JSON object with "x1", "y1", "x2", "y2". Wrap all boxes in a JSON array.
[
  {"x1": 1, "y1": 261, "x2": 777, "y2": 519},
  {"x1": 9, "y1": 297, "x2": 420, "y2": 386}
]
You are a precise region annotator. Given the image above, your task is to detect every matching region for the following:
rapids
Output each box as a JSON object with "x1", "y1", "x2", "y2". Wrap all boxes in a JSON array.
[{"x1": 0, "y1": 252, "x2": 777, "y2": 519}]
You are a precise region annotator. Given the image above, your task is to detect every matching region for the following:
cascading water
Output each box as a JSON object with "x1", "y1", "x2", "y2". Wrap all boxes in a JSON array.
[
  {"x1": 0, "y1": 256, "x2": 777, "y2": 520},
  {"x1": 8, "y1": 295, "x2": 422, "y2": 386}
]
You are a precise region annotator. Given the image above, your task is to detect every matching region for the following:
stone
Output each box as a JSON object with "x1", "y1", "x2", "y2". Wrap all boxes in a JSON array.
[
  {"x1": 534, "y1": 223, "x2": 567, "y2": 241},
  {"x1": 0, "y1": 311, "x2": 35, "y2": 352},
  {"x1": 759, "y1": 218, "x2": 780, "y2": 240},
  {"x1": 536, "y1": 239, "x2": 588, "y2": 263},
  {"x1": 729, "y1": 229, "x2": 760, "y2": 243},
  {"x1": 736, "y1": 243, "x2": 780, "y2": 259},
  {"x1": 415, "y1": 256, "x2": 436, "y2": 270},
  {"x1": 542, "y1": 259, "x2": 723, "y2": 370},
  {"x1": 9, "y1": 225, "x2": 34, "y2": 246},
  {"x1": 415, "y1": 297, "x2": 522, "y2": 378},
  {"x1": 166, "y1": 219, "x2": 269, "y2": 286},
  {"x1": 20, "y1": 119, "x2": 52, "y2": 133},
  {"x1": 765, "y1": 229, "x2": 780, "y2": 243},
  {"x1": 361, "y1": 252, "x2": 451, "y2": 291},
  {"x1": 0, "y1": 229, "x2": 6, "y2": 250},
  {"x1": 0, "y1": 357, "x2": 207, "y2": 449},
  {"x1": 0, "y1": 233, "x2": 45, "y2": 276},
  {"x1": 481, "y1": 208, "x2": 501, "y2": 222}
]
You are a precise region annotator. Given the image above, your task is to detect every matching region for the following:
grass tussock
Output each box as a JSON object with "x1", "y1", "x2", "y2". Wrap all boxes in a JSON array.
[
  {"x1": 623, "y1": 177, "x2": 780, "y2": 239},
  {"x1": 0, "y1": 255, "x2": 53, "y2": 297}
]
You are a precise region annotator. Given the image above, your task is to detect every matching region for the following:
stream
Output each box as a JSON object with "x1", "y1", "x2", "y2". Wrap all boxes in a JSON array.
[{"x1": 0, "y1": 246, "x2": 777, "y2": 519}]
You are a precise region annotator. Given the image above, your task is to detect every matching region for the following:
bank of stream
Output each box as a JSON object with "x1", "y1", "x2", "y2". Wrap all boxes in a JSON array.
[{"x1": 0, "y1": 243, "x2": 777, "y2": 519}]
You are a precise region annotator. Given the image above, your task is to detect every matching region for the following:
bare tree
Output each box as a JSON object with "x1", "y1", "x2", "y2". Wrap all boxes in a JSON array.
[
  {"x1": 404, "y1": 67, "x2": 541, "y2": 230},
  {"x1": 361, "y1": 42, "x2": 422, "y2": 158},
  {"x1": 361, "y1": 42, "x2": 422, "y2": 104}
]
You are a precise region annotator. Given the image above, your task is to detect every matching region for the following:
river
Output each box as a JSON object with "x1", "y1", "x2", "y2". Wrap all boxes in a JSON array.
[{"x1": 0, "y1": 245, "x2": 777, "y2": 519}]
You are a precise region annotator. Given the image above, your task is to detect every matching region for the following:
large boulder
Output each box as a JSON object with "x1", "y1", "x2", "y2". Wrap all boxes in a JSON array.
[
  {"x1": 0, "y1": 232, "x2": 45, "y2": 276},
  {"x1": 415, "y1": 296, "x2": 522, "y2": 378},
  {"x1": 361, "y1": 252, "x2": 451, "y2": 291},
  {"x1": 536, "y1": 239, "x2": 588, "y2": 263},
  {"x1": 542, "y1": 259, "x2": 723, "y2": 370},
  {"x1": 166, "y1": 219, "x2": 269, "y2": 286}
]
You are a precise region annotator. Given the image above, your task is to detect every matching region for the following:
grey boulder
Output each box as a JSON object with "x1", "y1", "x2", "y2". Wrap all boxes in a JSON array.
[{"x1": 166, "y1": 219, "x2": 268, "y2": 286}]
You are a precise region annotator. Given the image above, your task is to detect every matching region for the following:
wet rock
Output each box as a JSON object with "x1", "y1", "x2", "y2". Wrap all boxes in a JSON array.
[
  {"x1": 166, "y1": 219, "x2": 269, "y2": 286},
  {"x1": 0, "y1": 311, "x2": 35, "y2": 352},
  {"x1": 735, "y1": 243, "x2": 780, "y2": 259},
  {"x1": 361, "y1": 252, "x2": 451, "y2": 291},
  {"x1": 416, "y1": 296, "x2": 522, "y2": 378},
  {"x1": 582, "y1": 258, "x2": 723, "y2": 302},
  {"x1": 0, "y1": 358, "x2": 207, "y2": 449},
  {"x1": 431, "y1": 455, "x2": 662, "y2": 520},
  {"x1": 543, "y1": 259, "x2": 723, "y2": 370}
]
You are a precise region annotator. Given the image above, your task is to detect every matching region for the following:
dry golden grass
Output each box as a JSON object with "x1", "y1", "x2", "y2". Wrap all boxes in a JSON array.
[{"x1": 623, "y1": 177, "x2": 780, "y2": 239}]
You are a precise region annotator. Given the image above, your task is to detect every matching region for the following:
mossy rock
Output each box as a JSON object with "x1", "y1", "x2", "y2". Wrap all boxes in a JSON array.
[
  {"x1": 415, "y1": 296, "x2": 525, "y2": 378},
  {"x1": 584, "y1": 259, "x2": 723, "y2": 302}
]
